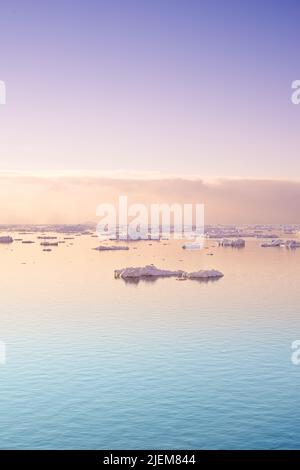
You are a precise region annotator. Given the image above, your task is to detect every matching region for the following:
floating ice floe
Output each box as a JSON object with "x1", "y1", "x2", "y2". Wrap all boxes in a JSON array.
[
  {"x1": 256, "y1": 234, "x2": 279, "y2": 239},
  {"x1": 285, "y1": 240, "x2": 300, "y2": 248},
  {"x1": 186, "y1": 269, "x2": 224, "y2": 279},
  {"x1": 0, "y1": 236, "x2": 13, "y2": 244},
  {"x1": 94, "y1": 245, "x2": 129, "y2": 251},
  {"x1": 114, "y1": 265, "x2": 223, "y2": 280},
  {"x1": 37, "y1": 236, "x2": 57, "y2": 240},
  {"x1": 261, "y1": 239, "x2": 300, "y2": 248},
  {"x1": 115, "y1": 265, "x2": 183, "y2": 279},
  {"x1": 261, "y1": 239, "x2": 283, "y2": 247},
  {"x1": 182, "y1": 242, "x2": 202, "y2": 250},
  {"x1": 40, "y1": 242, "x2": 59, "y2": 247},
  {"x1": 219, "y1": 238, "x2": 245, "y2": 247}
]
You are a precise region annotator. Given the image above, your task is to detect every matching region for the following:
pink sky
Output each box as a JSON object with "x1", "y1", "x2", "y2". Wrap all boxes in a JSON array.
[
  {"x1": 1, "y1": 2, "x2": 300, "y2": 181},
  {"x1": 0, "y1": 172, "x2": 299, "y2": 225}
]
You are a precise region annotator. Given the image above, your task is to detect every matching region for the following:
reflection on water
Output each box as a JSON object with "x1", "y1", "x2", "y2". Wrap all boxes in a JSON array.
[
  {"x1": 0, "y1": 231, "x2": 300, "y2": 449},
  {"x1": 116, "y1": 275, "x2": 222, "y2": 285}
]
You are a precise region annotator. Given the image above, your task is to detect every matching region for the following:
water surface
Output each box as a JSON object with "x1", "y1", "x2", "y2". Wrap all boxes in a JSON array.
[{"x1": 0, "y1": 232, "x2": 300, "y2": 449}]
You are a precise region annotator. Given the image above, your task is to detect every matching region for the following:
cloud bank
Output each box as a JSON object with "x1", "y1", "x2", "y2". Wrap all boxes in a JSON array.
[{"x1": 0, "y1": 173, "x2": 299, "y2": 225}]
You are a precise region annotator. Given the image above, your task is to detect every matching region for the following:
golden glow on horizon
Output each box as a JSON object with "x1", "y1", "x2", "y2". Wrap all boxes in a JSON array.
[
  {"x1": 0, "y1": 172, "x2": 299, "y2": 225},
  {"x1": 0, "y1": 170, "x2": 299, "y2": 183}
]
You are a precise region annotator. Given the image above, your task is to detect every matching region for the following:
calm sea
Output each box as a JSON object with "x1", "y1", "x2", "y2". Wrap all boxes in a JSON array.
[{"x1": 0, "y1": 232, "x2": 300, "y2": 449}]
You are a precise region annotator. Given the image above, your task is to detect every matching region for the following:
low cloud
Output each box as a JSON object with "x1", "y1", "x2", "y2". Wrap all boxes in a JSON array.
[{"x1": 0, "y1": 173, "x2": 299, "y2": 224}]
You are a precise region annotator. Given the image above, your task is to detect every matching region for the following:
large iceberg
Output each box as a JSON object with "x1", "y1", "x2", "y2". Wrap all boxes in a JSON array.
[
  {"x1": 114, "y1": 265, "x2": 224, "y2": 281},
  {"x1": 115, "y1": 265, "x2": 184, "y2": 279},
  {"x1": 0, "y1": 236, "x2": 13, "y2": 244}
]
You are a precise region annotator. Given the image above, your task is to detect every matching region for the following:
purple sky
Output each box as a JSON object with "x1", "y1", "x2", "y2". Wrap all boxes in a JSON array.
[{"x1": 0, "y1": 0, "x2": 300, "y2": 179}]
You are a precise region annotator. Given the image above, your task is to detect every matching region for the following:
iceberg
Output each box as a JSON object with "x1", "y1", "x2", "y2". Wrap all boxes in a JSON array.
[
  {"x1": 114, "y1": 265, "x2": 224, "y2": 281},
  {"x1": 261, "y1": 239, "x2": 283, "y2": 247},
  {"x1": 219, "y1": 238, "x2": 245, "y2": 247},
  {"x1": 182, "y1": 242, "x2": 202, "y2": 250},
  {"x1": 40, "y1": 241, "x2": 59, "y2": 247},
  {"x1": 256, "y1": 234, "x2": 279, "y2": 239},
  {"x1": 186, "y1": 269, "x2": 224, "y2": 279},
  {"x1": 114, "y1": 265, "x2": 184, "y2": 279},
  {"x1": 0, "y1": 236, "x2": 13, "y2": 244},
  {"x1": 37, "y1": 236, "x2": 57, "y2": 240},
  {"x1": 285, "y1": 240, "x2": 300, "y2": 248},
  {"x1": 94, "y1": 245, "x2": 129, "y2": 251}
]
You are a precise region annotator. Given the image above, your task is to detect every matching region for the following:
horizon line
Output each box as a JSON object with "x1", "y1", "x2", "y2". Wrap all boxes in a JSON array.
[{"x1": 0, "y1": 170, "x2": 300, "y2": 183}]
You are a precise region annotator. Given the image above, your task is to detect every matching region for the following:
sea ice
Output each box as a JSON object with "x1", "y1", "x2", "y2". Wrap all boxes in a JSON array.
[
  {"x1": 114, "y1": 265, "x2": 224, "y2": 280},
  {"x1": 261, "y1": 239, "x2": 283, "y2": 247},
  {"x1": 114, "y1": 265, "x2": 184, "y2": 279},
  {"x1": 0, "y1": 236, "x2": 13, "y2": 244},
  {"x1": 40, "y1": 242, "x2": 59, "y2": 247},
  {"x1": 285, "y1": 240, "x2": 300, "y2": 248},
  {"x1": 182, "y1": 242, "x2": 202, "y2": 250},
  {"x1": 94, "y1": 245, "x2": 129, "y2": 251},
  {"x1": 219, "y1": 238, "x2": 245, "y2": 247},
  {"x1": 186, "y1": 269, "x2": 224, "y2": 279}
]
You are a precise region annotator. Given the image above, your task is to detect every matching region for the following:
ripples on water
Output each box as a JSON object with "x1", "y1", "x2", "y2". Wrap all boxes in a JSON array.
[{"x1": 0, "y1": 233, "x2": 300, "y2": 449}]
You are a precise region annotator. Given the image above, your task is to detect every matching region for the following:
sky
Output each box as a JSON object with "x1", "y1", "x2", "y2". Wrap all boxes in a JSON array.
[
  {"x1": 0, "y1": 0, "x2": 300, "y2": 222},
  {"x1": 1, "y1": 174, "x2": 300, "y2": 225}
]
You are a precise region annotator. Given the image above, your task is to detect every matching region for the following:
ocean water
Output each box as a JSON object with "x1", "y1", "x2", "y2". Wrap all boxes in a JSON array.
[{"x1": 0, "y1": 232, "x2": 300, "y2": 449}]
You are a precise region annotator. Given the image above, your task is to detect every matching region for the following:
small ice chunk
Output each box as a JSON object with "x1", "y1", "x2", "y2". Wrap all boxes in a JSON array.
[
  {"x1": 261, "y1": 239, "x2": 283, "y2": 247},
  {"x1": 219, "y1": 238, "x2": 245, "y2": 247},
  {"x1": 186, "y1": 269, "x2": 224, "y2": 279},
  {"x1": 94, "y1": 245, "x2": 129, "y2": 251},
  {"x1": 182, "y1": 242, "x2": 202, "y2": 250},
  {"x1": 114, "y1": 265, "x2": 224, "y2": 281},
  {"x1": 0, "y1": 236, "x2": 13, "y2": 244}
]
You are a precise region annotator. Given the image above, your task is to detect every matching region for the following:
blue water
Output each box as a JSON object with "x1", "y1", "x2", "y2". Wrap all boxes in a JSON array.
[{"x1": 1, "y1": 235, "x2": 300, "y2": 449}]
